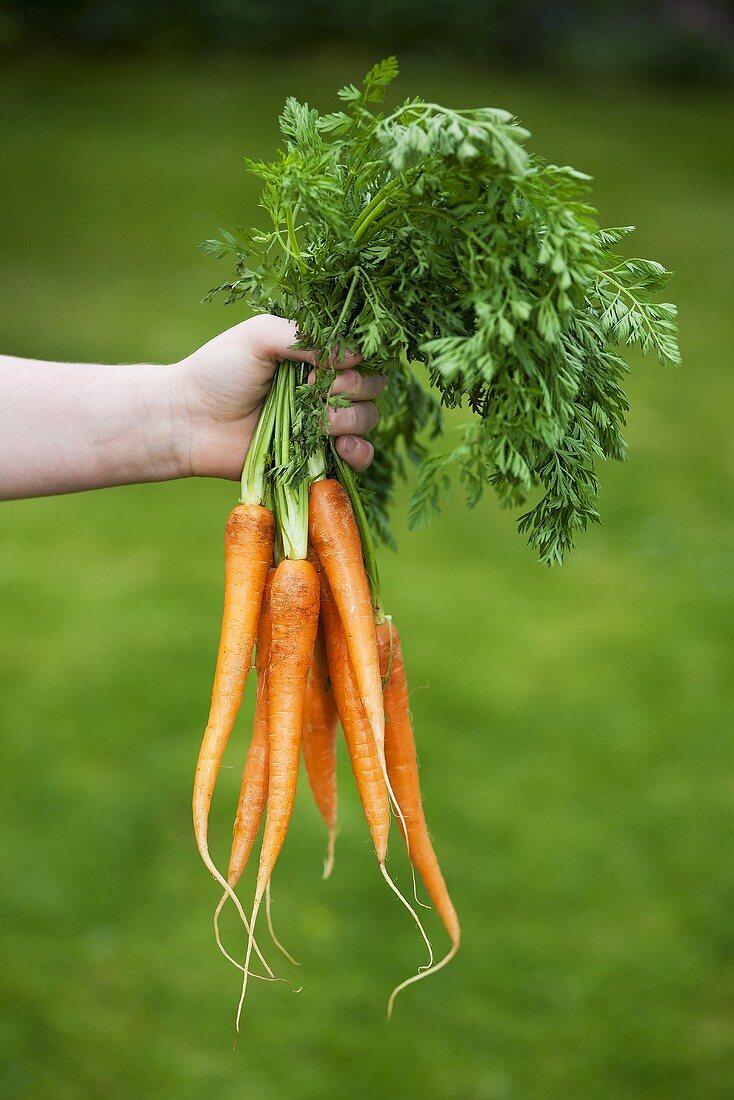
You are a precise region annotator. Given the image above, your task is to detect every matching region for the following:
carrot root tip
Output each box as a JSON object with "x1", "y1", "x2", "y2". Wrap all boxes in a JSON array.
[
  {"x1": 386, "y1": 940, "x2": 460, "y2": 1019},
  {"x1": 322, "y1": 827, "x2": 337, "y2": 880},
  {"x1": 235, "y1": 895, "x2": 262, "y2": 1034}
]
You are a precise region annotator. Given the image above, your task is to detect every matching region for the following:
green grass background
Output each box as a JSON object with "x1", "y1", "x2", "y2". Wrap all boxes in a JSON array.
[{"x1": 1, "y1": 55, "x2": 732, "y2": 1099}]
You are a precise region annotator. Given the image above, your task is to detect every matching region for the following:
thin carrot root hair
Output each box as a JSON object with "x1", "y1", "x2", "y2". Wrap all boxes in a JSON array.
[
  {"x1": 387, "y1": 939, "x2": 460, "y2": 1019},
  {"x1": 212, "y1": 886, "x2": 301, "y2": 993},
  {"x1": 213, "y1": 891, "x2": 231, "y2": 965},
  {"x1": 236, "y1": 893, "x2": 264, "y2": 1033},
  {"x1": 411, "y1": 875, "x2": 432, "y2": 910},
  {"x1": 199, "y1": 852, "x2": 275, "y2": 980},
  {"x1": 379, "y1": 861, "x2": 434, "y2": 972},
  {"x1": 212, "y1": 892, "x2": 253, "y2": 975},
  {"x1": 265, "y1": 879, "x2": 301, "y2": 966},
  {"x1": 381, "y1": 760, "x2": 432, "y2": 927}
]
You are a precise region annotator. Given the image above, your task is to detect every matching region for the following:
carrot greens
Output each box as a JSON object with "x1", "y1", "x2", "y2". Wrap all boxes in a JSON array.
[{"x1": 204, "y1": 56, "x2": 679, "y2": 564}]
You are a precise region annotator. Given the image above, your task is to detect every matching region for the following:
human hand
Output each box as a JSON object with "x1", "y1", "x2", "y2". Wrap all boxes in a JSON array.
[{"x1": 175, "y1": 315, "x2": 385, "y2": 480}]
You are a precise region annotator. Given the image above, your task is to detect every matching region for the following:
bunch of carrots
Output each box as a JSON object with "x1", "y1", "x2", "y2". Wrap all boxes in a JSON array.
[
  {"x1": 189, "y1": 57, "x2": 679, "y2": 1031},
  {"x1": 192, "y1": 363, "x2": 458, "y2": 1027}
]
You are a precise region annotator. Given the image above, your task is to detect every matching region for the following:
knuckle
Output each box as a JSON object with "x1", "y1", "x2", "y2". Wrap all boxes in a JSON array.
[
  {"x1": 328, "y1": 403, "x2": 356, "y2": 435},
  {"x1": 329, "y1": 398, "x2": 379, "y2": 437},
  {"x1": 332, "y1": 368, "x2": 356, "y2": 395},
  {"x1": 343, "y1": 403, "x2": 361, "y2": 433}
]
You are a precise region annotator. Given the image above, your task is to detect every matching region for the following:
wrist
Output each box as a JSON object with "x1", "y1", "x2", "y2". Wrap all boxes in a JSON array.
[
  {"x1": 130, "y1": 361, "x2": 194, "y2": 484},
  {"x1": 164, "y1": 359, "x2": 196, "y2": 480}
]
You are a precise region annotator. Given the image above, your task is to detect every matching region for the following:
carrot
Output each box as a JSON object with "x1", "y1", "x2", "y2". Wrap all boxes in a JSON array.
[
  {"x1": 318, "y1": 566, "x2": 390, "y2": 863},
  {"x1": 213, "y1": 568, "x2": 274, "y2": 967},
  {"x1": 260, "y1": 558, "x2": 321, "y2": 893},
  {"x1": 318, "y1": 562, "x2": 434, "y2": 973},
  {"x1": 378, "y1": 619, "x2": 460, "y2": 1014},
  {"x1": 237, "y1": 556, "x2": 320, "y2": 1026},
  {"x1": 309, "y1": 480, "x2": 414, "y2": 855},
  {"x1": 227, "y1": 568, "x2": 274, "y2": 888},
  {"x1": 309, "y1": 479, "x2": 384, "y2": 755},
  {"x1": 302, "y1": 625, "x2": 339, "y2": 877},
  {"x1": 192, "y1": 503, "x2": 274, "y2": 958},
  {"x1": 193, "y1": 505, "x2": 273, "y2": 872}
]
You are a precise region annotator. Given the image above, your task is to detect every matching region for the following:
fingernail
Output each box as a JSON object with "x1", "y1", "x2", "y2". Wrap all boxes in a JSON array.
[{"x1": 340, "y1": 434, "x2": 359, "y2": 455}]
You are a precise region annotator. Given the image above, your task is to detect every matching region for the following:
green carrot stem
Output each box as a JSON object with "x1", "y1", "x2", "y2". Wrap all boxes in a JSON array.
[
  {"x1": 324, "y1": 268, "x2": 359, "y2": 352},
  {"x1": 309, "y1": 445, "x2": 327, "y2": 482},
  {"x1": 240, "y1": 378, "x2": 278, "y2": 506},
  {"x1": 351, "y1": 176, "x2": 405, "y2": 242},
  {"x1": 273, "y1": 364, "x2": 309, "y2": 560}
]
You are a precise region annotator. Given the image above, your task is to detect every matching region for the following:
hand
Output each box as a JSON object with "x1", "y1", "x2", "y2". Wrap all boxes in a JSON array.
[{"x1": 175, "y1": 315, "x2": 386, "y2": 480}]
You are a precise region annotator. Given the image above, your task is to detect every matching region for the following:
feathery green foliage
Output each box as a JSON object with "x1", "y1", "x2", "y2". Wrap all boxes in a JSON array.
[{"x1": 204, "y1": 58, "x2": 679, "y2": 562}]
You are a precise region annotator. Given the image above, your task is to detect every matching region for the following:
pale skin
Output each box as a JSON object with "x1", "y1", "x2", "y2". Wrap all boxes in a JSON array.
[{"x1": 0, "y1": 315, "x2": 385, "y2": 501}]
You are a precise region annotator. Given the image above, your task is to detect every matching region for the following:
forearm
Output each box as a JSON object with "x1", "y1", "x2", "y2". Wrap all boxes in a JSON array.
[
  {"x1": 0, "y1": 319, "x2": 381, "y2": 501},
  {"x1": 0, "y1": 355, "x2": 188, "y2": 500}
]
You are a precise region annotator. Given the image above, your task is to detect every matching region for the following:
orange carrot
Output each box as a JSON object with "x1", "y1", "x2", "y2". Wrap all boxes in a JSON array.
[
  {"x1": 227, "y1": 568, "x2": 274, "y2": 888},
  {"x1": 309, "y1": 481, "x2": 416, "y2": 851},
  {"x1": 318, "y1": 567, "x2": 389, "y2": 863},
  {"x1": 309, "y1": 479, "x2": 384, "y2": 754},
  {"x1": 302, "y1": 626, "x2": 339, "y2": 877},
  {"x1": 318, "y1": 563, "x2": 433, "y2": 975},
  {"x1": 378, "y1": 619, "x2": 460, "y2": 1013},
  {"x1": 259, "y1": 558, "x2": 321, "y2": 896},
  {"x1": 192, "y1": 504, "x2": 274, "y2": 947},
  {"x1": 378, "y1": 620, "x2": 460, "y2": 944},
  {"x1": 238, "y1": 557, "x2": 320, "y2": 1024},
  {"x1": 213, "y1": 568, "x2": 274, "y2": 966},
  {"x1": 215, "y1": 569, "x2": 298, "y2": 976}
]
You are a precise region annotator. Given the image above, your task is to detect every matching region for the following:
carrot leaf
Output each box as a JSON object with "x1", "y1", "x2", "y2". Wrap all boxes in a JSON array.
[{"x1": 203, "y1": 58, "x2": 679, "y2": 563}]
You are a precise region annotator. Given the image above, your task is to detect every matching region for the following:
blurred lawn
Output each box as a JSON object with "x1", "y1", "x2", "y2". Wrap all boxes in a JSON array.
[{"x1": 1, "y1": 55, "x2": 733, "y2": 1100}]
